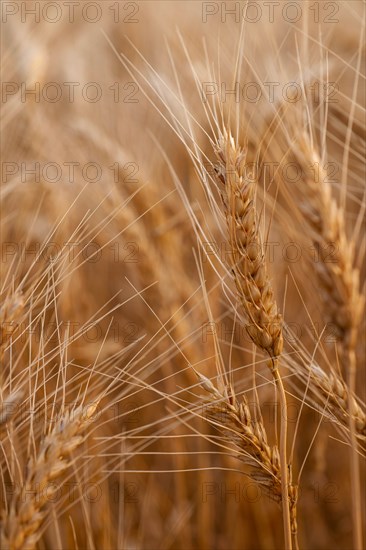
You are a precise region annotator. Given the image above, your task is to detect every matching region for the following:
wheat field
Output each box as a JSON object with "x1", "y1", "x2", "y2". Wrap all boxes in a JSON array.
[{"x1": 0, "y1": 1, "x2": 365, "y2": 549}]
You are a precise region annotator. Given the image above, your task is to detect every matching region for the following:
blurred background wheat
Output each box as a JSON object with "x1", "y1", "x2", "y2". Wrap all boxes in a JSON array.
[{"x1": 0, "y1": 1, "x2": 365, "y2": 549}]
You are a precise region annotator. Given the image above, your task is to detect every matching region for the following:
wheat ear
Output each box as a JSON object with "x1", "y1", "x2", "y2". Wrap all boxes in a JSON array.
[
  {"x1": 309, "y1": 363, "x2": 366, "y2": 441},
  {"x1": 212, "y1": 130, "x2": 293, "y2": 550},
  {"x1": 197, "y1": 372, "x2": 298, "y2": 534},
  {"x1": 1, "y1": 403, "x2": 98, "y2": 550},
  {"x1": 295, "y1": 135, "x2": 363, "y2": 351},
  {"x1": 214, "y1": 133, "x2": 283, "y2": 359},
  {"x1": 294, "y1": 133, "x2": 364, "y2": 549}
]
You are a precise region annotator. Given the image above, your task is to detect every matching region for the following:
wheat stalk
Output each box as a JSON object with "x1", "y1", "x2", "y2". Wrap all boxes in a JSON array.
[
  {"x1": 291, "y1": 131, "x2": 364, "y2": 549},
  {"x1": 1, "y1": 403, "x2": 98, "y2": 550},
  {"x1": 211, "y1": 129, "x2": 294, "y2": 549}
]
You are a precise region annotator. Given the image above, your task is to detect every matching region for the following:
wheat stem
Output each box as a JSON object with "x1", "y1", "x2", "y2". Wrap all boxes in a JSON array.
[
  {"x1": 272, "y1": 360, "x2": 292, "y2": 550},
  {"x1": 348, "y1": 347, "x2": 363, "y2": 550}
]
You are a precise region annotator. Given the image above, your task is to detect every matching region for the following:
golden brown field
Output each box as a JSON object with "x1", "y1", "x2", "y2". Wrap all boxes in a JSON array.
[{"x1": 1, "y1": 1, "x2": 365, "y2": 549}]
